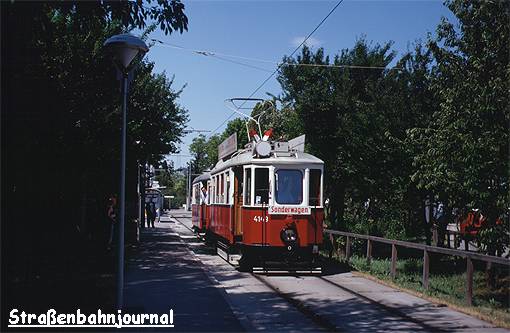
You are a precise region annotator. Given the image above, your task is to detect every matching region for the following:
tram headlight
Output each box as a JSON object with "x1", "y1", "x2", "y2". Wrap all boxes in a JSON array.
[{"x1": 280, "y1": 228, "x2": 298, "y2": 244}]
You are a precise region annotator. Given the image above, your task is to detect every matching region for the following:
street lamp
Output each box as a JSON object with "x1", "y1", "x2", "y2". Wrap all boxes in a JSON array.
[{"x1": 104, "y1": 33, "x2": 148, "y2": 310}]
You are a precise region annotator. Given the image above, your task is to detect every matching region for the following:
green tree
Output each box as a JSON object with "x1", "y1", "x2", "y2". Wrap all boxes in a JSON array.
[
  {"x1": 2, "y1": 0, "x2": 189, "y2": 302},
  {"x1": 189, "y1": 134, "x2": 212, "y2": 173},
  {"x1": 249, "y1": 99, "x2": 303, "y2": 141},
  {"x1": 278, "y1": 40, "x2": 396, "y2": 230},
  {"x1": 223, "y1": 118, "x2": 250, "y2": 149},
  {"x1": 130, "y1": 65, "x2": 189, "y2": 165},
  {"x1": 156, "y1": 162, "x2": 187, "y2": 208},
  {"x1": 408, "y1": 0, "x2": 509, "y2": 254}
]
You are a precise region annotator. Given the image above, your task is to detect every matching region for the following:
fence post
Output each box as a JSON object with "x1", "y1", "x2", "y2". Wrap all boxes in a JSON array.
[
  {"x1": 432, "y1": 227, "x2": 438, "y2": 246},
  {"x1": 466, "y1": 257, "x2": 473, "y2": 306},
  {"x1": 329, "y1": 233, "x2": 336, "y2": 259},
  {"x1": 422, "y1": 249, "x2": 429, "y2": 290},
  {"x1": 391, "y1": 243, "x2": 397, "y2": 280},
  {"x1": 366, "y1": 238, "x2": 372, "y2": 264},
  {"x1": 345, "y1": 236, "x2": 351, "y2": 262}
]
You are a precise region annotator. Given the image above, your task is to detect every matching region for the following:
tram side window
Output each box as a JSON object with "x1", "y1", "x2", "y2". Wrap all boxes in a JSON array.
[
  {"x1": 194, "y1": 184, "x2": 200, "y2": 205},
  {"x1": 226, "y1": 173, "x2": 230, "y2": 205},
  {"x1": 216, "y1": 175, "x2": 220, "y2": 203},
  {"x1": 275, "y1": 169, "x2": 303, "y2": 205},
  {"x1": 218, "y1": 174, "x2": 223, "y2": 203},
  {"x1": 244, "y1": 169, "x2": 251, "y2": 205},
  {"x1": 213, "y1": 176, "x2": 218, "y2": 204},
  {"x1": 207, "y1": 181, "x2": 212, "y2": 204},
  {"x1": 309, "y1": 169, "x2": 321, "y2": 206},
  {"x1": 254, "y1": 168, "x2": 269, "y2": 205}
]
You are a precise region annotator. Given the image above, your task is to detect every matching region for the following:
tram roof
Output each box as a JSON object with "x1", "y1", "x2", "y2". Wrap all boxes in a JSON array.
[
  {"x1": 192, "y1": 172, "x2": 211, "y2": 184},
  {"x1": 211, "y1": 148, "x2": 323, "y2": 174}
]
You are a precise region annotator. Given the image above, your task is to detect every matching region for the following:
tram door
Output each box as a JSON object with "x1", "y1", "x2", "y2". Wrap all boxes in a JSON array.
[
  {"x1": 233, "y1": 167, "x2": 243, "y2": 238},
  {"x1": 200, "y1": 181, "x2": 206, "y2": 229}
]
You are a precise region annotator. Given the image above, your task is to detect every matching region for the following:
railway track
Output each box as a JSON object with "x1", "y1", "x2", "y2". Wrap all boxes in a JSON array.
[
  {"x1": 169, "y1": 213, "x2": 337, "y2": 331},
  {"x1": 170, "y1": 213, "x2": 426, "y2": 331},
  {"x1": 167, "y1": 212, "x2": 498, "y2": 333}
]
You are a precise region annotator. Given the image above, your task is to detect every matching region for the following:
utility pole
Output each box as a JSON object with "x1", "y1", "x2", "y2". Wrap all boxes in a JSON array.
[
  {"x1": 167, "y1": 128, "x2": 211, "y2": 211},
  {"x1": 187, "y1": 163, "x2": 192, "y2": 211},
  {"x1": 139, "y1": 162, "x2": 146, "y2": 229}
]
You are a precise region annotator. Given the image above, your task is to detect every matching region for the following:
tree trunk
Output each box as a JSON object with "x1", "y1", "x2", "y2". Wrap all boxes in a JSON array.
[{"x1": 329, "y1": 182, "x2": 345, "y2": 230}]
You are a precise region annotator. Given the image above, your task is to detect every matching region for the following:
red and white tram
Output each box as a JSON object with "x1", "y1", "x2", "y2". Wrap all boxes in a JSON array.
[
  {"x1": 191, "y1": 172, "x2": 210, "y2": 235},
  {"x1": 192, "y1": 131, "x2": 324, "y2": 271}
]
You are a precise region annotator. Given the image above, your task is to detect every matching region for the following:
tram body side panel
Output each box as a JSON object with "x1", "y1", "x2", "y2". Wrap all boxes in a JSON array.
[
  {"x1": 241, "y1": 207, "x2": 324, "y2": 247},
  {"x1": 209, "y1": 204, "x2": 234, "y2": 244},
  {"x1": 191, "y1": 204, "x2": 200, "y2": 229},
  {"x1": 204, "y1": 205, "x2": 210, "y2": 230},
  {"x1": 192, "y1": 203, "x2": 210, "y2": 231}
]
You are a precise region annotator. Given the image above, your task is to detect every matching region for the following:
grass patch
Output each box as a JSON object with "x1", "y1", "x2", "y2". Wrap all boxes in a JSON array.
[{"x1": 342, "y1": 254, "x2": 510, "y2": 327}]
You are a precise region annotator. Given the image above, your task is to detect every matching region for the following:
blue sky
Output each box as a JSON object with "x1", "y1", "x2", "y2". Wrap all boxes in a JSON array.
[{"x1": 145, "y1": 0, "x2": 456, "y2": 168}]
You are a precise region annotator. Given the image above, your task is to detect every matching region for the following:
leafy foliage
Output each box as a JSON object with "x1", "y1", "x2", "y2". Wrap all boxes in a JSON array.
[
  {"x1": 2, "y1": 1, "x2": 189, "y2": 284},
  {"x1": 276, "y1": 1, "x2": 508, "y2": 254},
  {"x1": 407, "y1": 0, "x2": 509, "y2": 253},
  {"x1": 278, "y1": 39, "x2": 409, "y2": 232}
]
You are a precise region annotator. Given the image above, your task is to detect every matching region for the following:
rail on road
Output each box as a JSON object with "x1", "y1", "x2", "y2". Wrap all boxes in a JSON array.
[{"x1": 324, "y1": 229, "x2": 510, "y2": 306}]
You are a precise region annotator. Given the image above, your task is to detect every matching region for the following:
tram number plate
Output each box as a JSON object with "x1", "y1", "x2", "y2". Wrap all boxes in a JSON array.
[{"x1": 253, "y1": 216, "x2": 269, "y2": 223}]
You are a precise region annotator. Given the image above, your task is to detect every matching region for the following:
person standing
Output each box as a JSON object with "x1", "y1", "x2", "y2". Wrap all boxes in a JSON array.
[
  {"x1": 200, "y1": 186, "x2": 208, "y2": 204},
  {"x1": 107, "y1": 195, "x2": 117, "y2": 250},
  {"x1": 145, "y1": 202, "x2": 152, "y2": 228},
  {"x1": 149, "y1": 202, "x2": 157, "y2": 228}
]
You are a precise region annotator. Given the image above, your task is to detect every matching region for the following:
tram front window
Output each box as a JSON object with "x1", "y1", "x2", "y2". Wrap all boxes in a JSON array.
[{"x1": 275, "y1": 169, "x2": 303, "y2": 205}]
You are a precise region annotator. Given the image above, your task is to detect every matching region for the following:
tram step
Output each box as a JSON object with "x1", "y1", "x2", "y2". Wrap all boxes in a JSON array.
[{"x1": 216, "y1": 245, "x2": 241, "y2": 267}]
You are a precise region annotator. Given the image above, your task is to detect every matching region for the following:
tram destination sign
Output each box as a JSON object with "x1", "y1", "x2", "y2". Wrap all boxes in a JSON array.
[
  {"x1": 218, "y1": 133, "x2": 238, "y2": 160},
  {"x1": 268, "y1": 206, "x2": 311, "y2": 215}
]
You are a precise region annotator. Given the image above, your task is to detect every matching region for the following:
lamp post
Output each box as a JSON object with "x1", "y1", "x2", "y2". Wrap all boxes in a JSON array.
[{"x1": 104, "y1": 33, "x2": 148, "y2": 310}]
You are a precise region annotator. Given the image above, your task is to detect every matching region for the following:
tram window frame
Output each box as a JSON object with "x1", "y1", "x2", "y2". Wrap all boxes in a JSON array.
[
  {"x1": 219, "y1": 173, "x2": 225, "y2": 204},
  {"x1": 217, "y1": 175, "x2": 221, "y2": 204},
  {"x1": 254, "y1": 168, "x2": 270, "y2": 206},
  {"x1": 194, "y1": 184, "x2": 200, "y2": 205},
  {"x1": 216, "y1": 175, "x2": 220, "y2": 204},
  {"x1": 244, "y1": 168, "x2": 252, "y2": 206},
  {"x1": 213, "y1": 176, "x2": 218, "y2": 204},
  {"x1": 209, "y1": 178, "x2": 213, "y2": 204},
  {"x1": 309, "y1": 169, "x2": 322, "y2": 207},
  {"x1": 226, "y1": 171, "x2": 231, "y2": 205},
  {"x1": 207, "y1": 181, "x2": 211, "y2": 205},
  {"x1": 274, "y1": 169, "x2": 303, "y2": 205}
]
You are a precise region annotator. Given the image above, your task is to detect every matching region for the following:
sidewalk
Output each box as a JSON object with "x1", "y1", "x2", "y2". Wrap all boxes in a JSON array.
[{"x1": 124, "y1": 214, "x2": 244, "y2": 332}]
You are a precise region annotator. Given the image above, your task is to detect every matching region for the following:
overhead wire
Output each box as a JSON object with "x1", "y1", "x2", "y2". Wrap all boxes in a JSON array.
[
  {"x1": 208, "y1": 0, "x2": 345, "y2": 137},
  {"x1": 153, "y1": 39, "x2": 399, "y2": 72},
  {"x1": 152, "y1": 40, "x2": 276, "y2": 64},
  {"x1": 209, "y1": 54, "x2": 274, "y2": 73}
]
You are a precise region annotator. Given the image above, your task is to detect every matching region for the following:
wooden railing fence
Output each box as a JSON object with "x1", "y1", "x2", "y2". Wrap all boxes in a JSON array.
[{"x1": 324, "y1": 229, "x2": 510, "y2": 306}]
